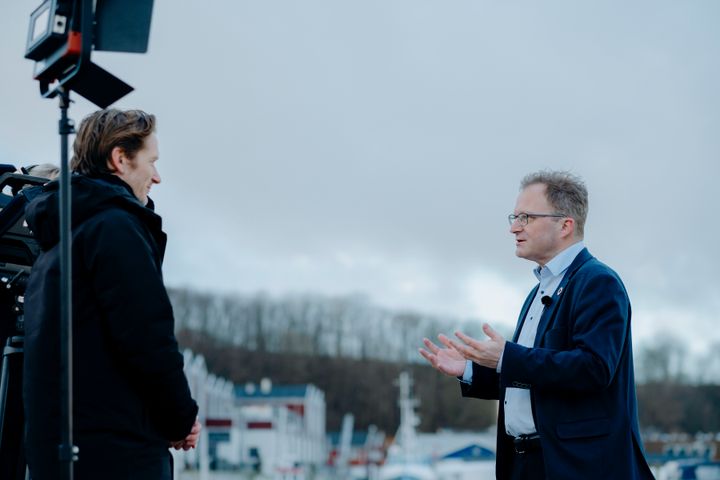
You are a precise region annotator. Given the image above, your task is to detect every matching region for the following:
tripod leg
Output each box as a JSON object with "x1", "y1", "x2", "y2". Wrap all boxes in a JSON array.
[
  {"x1": 0, "y1": 336, "x2": 20, "y2": 447},
  {"x1": 0, "y1": 336, "x2": 27, "y2": 480}
]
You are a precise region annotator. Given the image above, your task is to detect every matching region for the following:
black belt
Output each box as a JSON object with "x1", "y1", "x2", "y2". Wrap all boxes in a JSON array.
[{"x1": 513, "y1": 434, "x2": 542, "y2": 454}]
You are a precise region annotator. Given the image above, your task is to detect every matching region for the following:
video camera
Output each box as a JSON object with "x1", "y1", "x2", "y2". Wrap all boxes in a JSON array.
[
  {"x1": 0, "y1": 168, "x2": 49, "y2": 331},
  {"x1": 0, "y1": 168, "x2": 51, "y2": 480}
]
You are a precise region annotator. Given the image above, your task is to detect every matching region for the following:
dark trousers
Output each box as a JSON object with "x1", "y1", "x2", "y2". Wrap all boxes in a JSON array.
[
  {"x1": 73, "y1": 452, "x2": 172, "y2": 480},
  {"x1": 508, "y1": 443, "x2": 545, "y2": 480}
]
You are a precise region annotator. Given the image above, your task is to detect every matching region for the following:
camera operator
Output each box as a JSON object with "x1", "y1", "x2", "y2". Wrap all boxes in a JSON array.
[
  {"x1": 23, "y1": 109, "x2": 200, "y2": 480},
  {"x1": 23, "y1": 163, "x2": 60, "y2": 181}
]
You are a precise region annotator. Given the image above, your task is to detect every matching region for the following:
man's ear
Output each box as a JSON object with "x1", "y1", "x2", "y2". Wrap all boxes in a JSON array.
[
  {"x1": 560, "y1": 217, "x2": 576, "y2": 239},
  {"x1": 107, "y1": 146, "x2": 126, "y2": 174}
]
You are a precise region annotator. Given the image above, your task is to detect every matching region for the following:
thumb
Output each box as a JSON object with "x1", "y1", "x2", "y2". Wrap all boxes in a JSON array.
[{"x1": 483, "y1": 323, "x2": 502, "y2": 341}]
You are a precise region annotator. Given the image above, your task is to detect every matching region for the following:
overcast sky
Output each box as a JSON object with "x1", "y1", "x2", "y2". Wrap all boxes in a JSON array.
[{"x1": 2, "y1": 1, "x2": 719, "y2": 358}]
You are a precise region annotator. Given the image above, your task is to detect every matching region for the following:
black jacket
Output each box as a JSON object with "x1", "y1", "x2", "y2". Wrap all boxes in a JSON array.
[{"x1": 23, "y1": 175, "x2": 198, "y2": 480}]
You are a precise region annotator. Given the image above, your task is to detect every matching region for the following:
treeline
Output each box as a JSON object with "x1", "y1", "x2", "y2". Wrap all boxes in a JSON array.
[
  {"x1": 169, "y1": 287, "x2": 484, "y2": 364},
  {"x1": 176, "y1": 329, "x2": 496, "y2": 433},
  {"x1": 169, "y1": 287, "x2": 720, "y2": 434},
  {"x1": 638, "y1": 383, "x2": 720, "y2": 433}
]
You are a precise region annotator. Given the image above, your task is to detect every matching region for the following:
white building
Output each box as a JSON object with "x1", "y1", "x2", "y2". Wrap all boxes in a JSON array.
[
  {"x1": 205, "y1": 374, "x2": 244, "y2": 468},
  {"x1": 174, "y1": 350, "x2": 244, "y2": 479},
  {"x1": 170, "y1": 351, "x2": 328, "y2": 480},
  {"x1": 235, "y1": 383, "x2": 327, "y2": 478}
]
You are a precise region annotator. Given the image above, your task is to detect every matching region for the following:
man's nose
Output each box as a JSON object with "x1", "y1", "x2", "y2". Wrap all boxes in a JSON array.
[
  {"x1": 510, "y1": 221, "x2": 522, "y2": 234},
  {"x1": 152, "y1": 171, "x2": 161, "y2": 184}
]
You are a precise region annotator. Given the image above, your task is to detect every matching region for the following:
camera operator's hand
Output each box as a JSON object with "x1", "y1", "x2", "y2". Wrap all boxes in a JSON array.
[{"x1": 170, "y1": 418, "x2": 201, "y2": 451}]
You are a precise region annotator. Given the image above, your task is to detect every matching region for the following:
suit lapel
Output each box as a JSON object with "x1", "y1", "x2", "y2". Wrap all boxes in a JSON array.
[
  {"x1": 533, "y1": 248, "x2": 594, "y2": 347},
  {"x1": 513, "y1": 285, "x2": 539, "y2": 342}
]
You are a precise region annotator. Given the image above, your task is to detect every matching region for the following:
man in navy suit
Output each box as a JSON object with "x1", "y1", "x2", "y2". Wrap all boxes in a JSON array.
[{"x1": 420, "y1": 171, "x2": 654, "y2": 480}]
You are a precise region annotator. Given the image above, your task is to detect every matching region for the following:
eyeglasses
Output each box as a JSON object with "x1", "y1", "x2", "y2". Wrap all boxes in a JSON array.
[{"x1": 508, "y1": 212, "x2": 566, "y2": 226}]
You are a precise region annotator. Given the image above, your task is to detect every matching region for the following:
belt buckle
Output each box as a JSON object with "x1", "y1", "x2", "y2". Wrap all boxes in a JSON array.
[{"x1": 513, "y1": 434, "x2": 538, "y2": 454}]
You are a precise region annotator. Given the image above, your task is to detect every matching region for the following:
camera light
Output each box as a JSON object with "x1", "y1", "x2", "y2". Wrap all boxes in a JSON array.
[{"x1": 25, "y1": 0, "x2": 72, "y2": 62}]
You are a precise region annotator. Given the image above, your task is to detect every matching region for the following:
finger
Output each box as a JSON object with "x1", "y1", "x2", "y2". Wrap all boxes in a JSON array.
[
  {"x1": 455, "y1": 331, "x2": 482, "y2": 350},
  {"x1": 438, "y1": 333, "x2": 453, "y2": 348},
  {"x1": 418, "y1": 348, "x2": 438, "y2": 367},
  {"x1": 439, "y1": 334, "x2": 463, "y2": 354},
  {"x1": 444, "y1": 337, "x2": 472, "y2": 359},
  {"x1": 423, "y1": 338, "x2": 441, "y2": 354},
  {"x1": 483, "y1": 323, "x2": 502, "y2": 341}
]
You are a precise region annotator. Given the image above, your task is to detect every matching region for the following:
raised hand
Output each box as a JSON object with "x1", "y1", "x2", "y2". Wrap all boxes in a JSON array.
[
  {"x1": 443, "y1": 323, "x2": 506, "y2": 370},
  {"x1": 419, "y1": 335, "x2": 467, "y2": 377}
]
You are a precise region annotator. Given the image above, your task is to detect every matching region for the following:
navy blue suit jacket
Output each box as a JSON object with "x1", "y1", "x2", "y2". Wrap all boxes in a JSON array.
[{"x1": 461, "y1": 248, "x2": 654, "y2": 479}]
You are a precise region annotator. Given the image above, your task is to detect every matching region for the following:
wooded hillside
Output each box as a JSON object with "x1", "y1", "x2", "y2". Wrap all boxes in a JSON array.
[
  {"x1": 171, "y1": 287, "x2": 720, "y2": 434},
  {"x1": 177, "y1": 328, "x2": 497, "y2": 433}
]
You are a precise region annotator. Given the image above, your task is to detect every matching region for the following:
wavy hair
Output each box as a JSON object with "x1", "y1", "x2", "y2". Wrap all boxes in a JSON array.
[{"x1": 71, "y1": 109, "x2": 156, "y2": 177}]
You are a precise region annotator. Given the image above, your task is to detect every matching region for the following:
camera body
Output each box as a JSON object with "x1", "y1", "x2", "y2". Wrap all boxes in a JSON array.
[{"x1": 0, "y1": 171, "x2": 47, "y2": 338}]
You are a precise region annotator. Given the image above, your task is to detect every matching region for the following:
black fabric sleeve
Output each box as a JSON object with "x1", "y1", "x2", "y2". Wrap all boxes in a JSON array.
[
  {"x1": 460, "y1": 362, "x2": 501, "y2": 400},
  {"x1": 83, "y1": 209, "x2": 198, "y2": 440}
]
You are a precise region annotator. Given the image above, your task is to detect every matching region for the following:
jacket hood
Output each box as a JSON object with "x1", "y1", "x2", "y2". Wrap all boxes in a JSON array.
[{"x1": 25, "y1": 174, "x2": 160, "y2": 251}]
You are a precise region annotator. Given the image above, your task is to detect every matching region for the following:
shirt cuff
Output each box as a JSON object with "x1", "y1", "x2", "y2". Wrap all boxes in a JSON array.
[
  {"x1": 496, "y1": 347, "x2": 505, "y2": 373},
  {"x1": 458, "y1": 360, "x2": 473, "y2": 384}
]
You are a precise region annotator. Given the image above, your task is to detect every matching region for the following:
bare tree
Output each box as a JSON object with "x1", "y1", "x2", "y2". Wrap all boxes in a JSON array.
[{"x1": 636, "y1": 333, "x2": 688, "y2": 384}]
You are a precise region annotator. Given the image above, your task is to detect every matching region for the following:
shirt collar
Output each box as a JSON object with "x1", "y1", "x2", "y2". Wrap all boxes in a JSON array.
[{"x1": 533, "y1": 241, "x2": 585, "y2": 280}]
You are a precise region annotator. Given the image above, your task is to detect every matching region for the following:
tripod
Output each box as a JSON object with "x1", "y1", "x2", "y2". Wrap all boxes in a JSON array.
[{"x1": 0, "y1": 286, "x2": 28, "y2": 480}]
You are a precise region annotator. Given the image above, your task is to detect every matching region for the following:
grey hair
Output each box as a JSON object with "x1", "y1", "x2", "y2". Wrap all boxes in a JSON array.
[
  {"x1": 521, "y1": 170, "x2": 588, "y2": 238},
  {"x1": 27, "y1": 163, "x2": 60, "y2": 181}
]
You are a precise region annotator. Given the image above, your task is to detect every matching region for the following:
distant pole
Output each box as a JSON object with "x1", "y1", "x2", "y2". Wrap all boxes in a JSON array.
[{"x1": 337, "y1": 413, "x2": 354, "y2": 477}]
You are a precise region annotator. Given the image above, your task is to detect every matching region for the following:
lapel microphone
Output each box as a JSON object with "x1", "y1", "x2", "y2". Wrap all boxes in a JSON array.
[{"x1": 541, "y1": 295, "x2": 553, "y2": 306}]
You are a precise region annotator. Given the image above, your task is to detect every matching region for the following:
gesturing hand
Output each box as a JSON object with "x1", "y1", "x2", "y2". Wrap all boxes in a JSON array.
[
  {"x1": 419, "y1": 335, "x2": 467, "y2": 377},
  {"x1": 444, "y1": 323, "x2": 506, "y2": 370}
]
